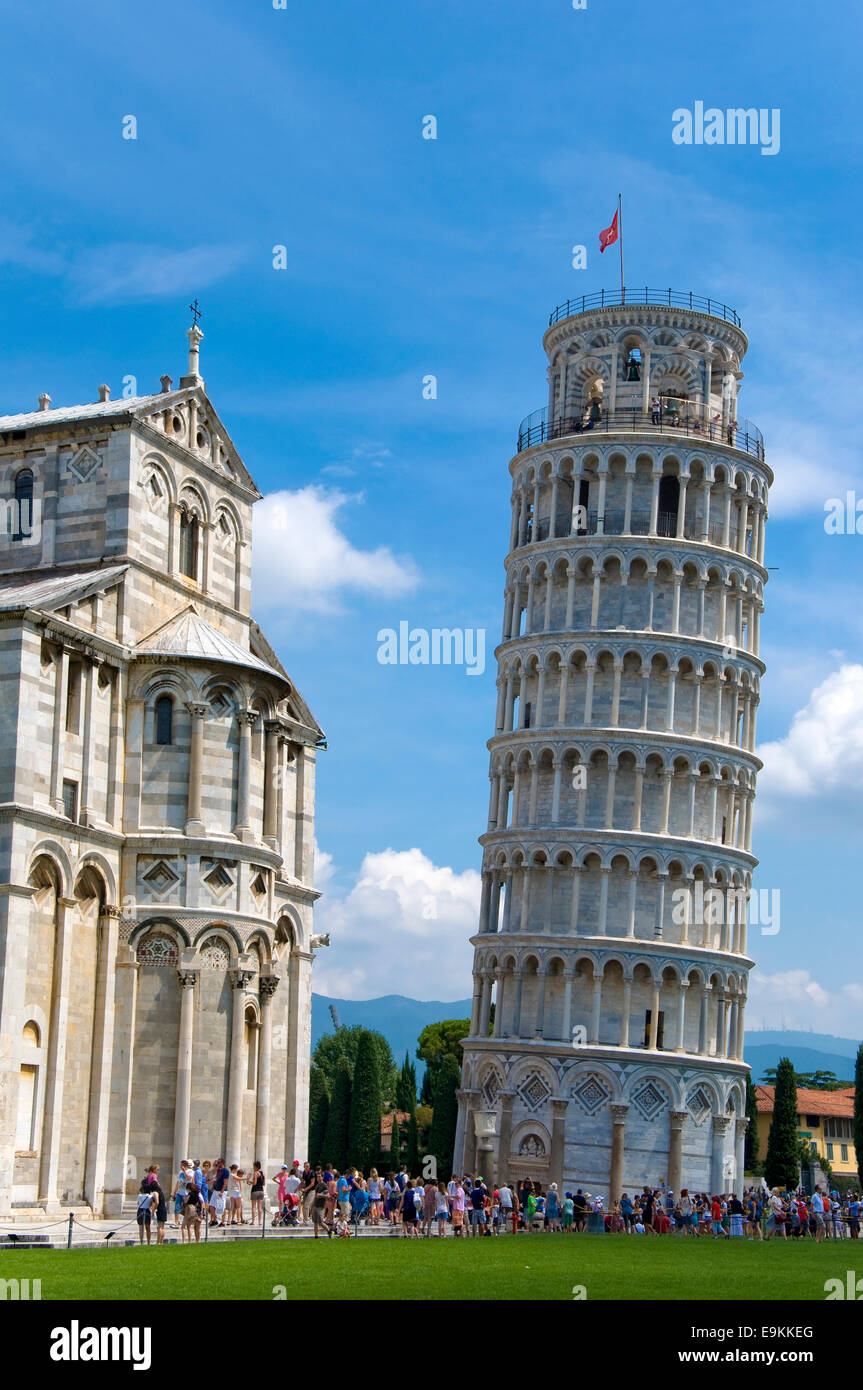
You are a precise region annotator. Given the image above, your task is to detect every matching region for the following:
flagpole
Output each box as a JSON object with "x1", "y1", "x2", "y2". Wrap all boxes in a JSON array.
[{"x1": 618, "y1": 193, "x2": 624, "y2": 300}]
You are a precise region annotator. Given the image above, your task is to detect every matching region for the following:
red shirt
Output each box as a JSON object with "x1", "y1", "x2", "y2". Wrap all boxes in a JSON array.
[{"x1": 711, "y1": 1200, "x2": 721, "y2": 1220}]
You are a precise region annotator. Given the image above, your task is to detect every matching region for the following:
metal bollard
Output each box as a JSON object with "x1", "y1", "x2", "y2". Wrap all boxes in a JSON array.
[
  {"x1": 261, "y1": 1203, "x2": 266, "y2": 1240},
  {"x1": 67, "y1": 1213, "x2": 74, "y2": 1249}
]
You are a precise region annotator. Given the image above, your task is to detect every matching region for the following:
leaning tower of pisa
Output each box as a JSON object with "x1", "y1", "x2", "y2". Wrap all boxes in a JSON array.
[{"x1": 454, "y1": 289, "x2": 769, "y2": 1202}]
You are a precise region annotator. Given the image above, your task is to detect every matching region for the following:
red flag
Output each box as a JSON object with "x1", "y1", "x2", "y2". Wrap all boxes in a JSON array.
[{"x1": 599, "y1": 209, "x2": 618, "y2": 253}]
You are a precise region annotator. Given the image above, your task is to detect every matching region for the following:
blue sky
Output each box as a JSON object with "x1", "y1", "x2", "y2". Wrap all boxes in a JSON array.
[{"x1": 2, "y1": 0, "x2": 862, "y2": 1030}]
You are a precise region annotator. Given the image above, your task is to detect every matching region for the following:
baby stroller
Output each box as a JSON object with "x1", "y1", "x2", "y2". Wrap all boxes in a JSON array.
[
  {"x1": 350, "y1": 1187, "x2": 370, "y2": 1232},
  {"x1": 273, "y1": 1192, "x2": 300, "y2": 1227}
]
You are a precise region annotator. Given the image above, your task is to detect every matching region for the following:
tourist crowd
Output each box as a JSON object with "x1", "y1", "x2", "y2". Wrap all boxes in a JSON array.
[{"x1": 132, "y1": 1158, "x2": 862, "y2": 1244}]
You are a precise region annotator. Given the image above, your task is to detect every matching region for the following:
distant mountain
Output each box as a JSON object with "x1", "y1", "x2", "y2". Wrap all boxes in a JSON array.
[
  {"x1": 311, "y1": 1002, "x2": 860, "y2": 1087},
  {"x1": 312, "y1": 994, "x2": 472, "y2": 1076},
  {"x1": 743, "y1": 1030, "x2": 860, "y2": 1085}
]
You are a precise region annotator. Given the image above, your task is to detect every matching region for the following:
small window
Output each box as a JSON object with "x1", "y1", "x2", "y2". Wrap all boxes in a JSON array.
[
  {"x1": 826, "y1": 1143, "x2": 834, "y2": 1161},
  {"x1": 155, "y1": 695, "x2": 173, "y2": 745},
  {"x1": 179, "y1": 508, "x2": 199, "y2": 580},
  {"x1": 62, "y1": 779, "x2": 78, "y2": 821},
  {"x1": 643, "y1": 1009, "x2": 665, "y2": 1049},
  {"x1": 524, "y1": 702, "x2": 532, "y2": 730},
  {"x1": 12, "y1": 469, "x2": 34, "y2": 542},
  {"x1": 66, "y1": 661, "x2": 83, "y2": 734},
  {"x1": 841, "y1": 1144, "x2": 849, "y2": 1163},
  {"x1": 22, "y1": 1021, "x2": 40, "y2": 1047},
  {"x1": 805, "y1": 1114, "x2": 820, "y2": 1129}
]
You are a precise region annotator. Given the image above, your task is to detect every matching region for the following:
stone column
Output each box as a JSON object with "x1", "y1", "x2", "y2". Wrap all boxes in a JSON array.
[
  {"x1": 38, "y1": 896, "x2": 77, "y2": 1207},
  {"x1": 609, "y1": 1103, "x2": 629, "y2": 1203},
  {"x1": 479, "y1": 972, "x2": 493, "y2": 1034},
  {"x1": 225, "y1": 967, "x2": 255, "y2": 1164},
  {"x1": 557, "y1": 662, "x2": 570, "y2": 723},
  {"x1": 550, "y1": 1098, "x2": 568, "y2": 1194},
  {"x1": 519, "y1": 865, "x2": 531, "y2": 930},
  {"x1": 106, "y1": 665, "x2": 126, "y2": 829},
  {"x1": 184, "y1": 701, "x2": 208, "y2": 835},
  {"x1": 233, "y1": 709, "x2": 258, "y2": 842},
  {"x1": 262, "y1": 720, "x2": 281, "y2": 848},
  {"x1": 488, "y1": 874, "x2": 502, "y2": 935},
  {"x1": 735, "y1": 1117, "x2": 749, "y2": 1189},
  {"x1": 497, "y1": 1092, "x2": 516, "y2": 1181},
  {"x1": 711, "y1": 1115, "x2": 732, "y2": 1193},
  {"x1": 668, "y1": 1110, "x2": 688, "y2": 1196},
  {"x1": 79, "y1": 656, "x2": 99, "y2": 825},
  {"x1": 627, "y1": 871, "x2": 638, "y2": 938},
  {"x1": 589, "y1": 974, "x2": 603, "y2": 1043},
  {"x1": 551, "y1": 759, "x2": 562, "y2": 821},
  {"x1": 698, "y1": 983, "x2": 712, "y2": 1055},
  {"x1": 597, "y1": 866, "x2": 610, "y2": 934},
  {"x1": 675, "y1": 980, "x2": 689, "y2": 1052},
  {"x1": 534, "y1": 969, "x2": 547, "y2": 1038},
  {"x1": 454, "y1": 1089, "x2": 479, "y2": 1175},
  {"x1": 49, "y1": 645, "x2": 71, "y2": 812},
  {"x1": 255, "y1": 976, "x2": 280, "y2": 1172},
  {"x1": 172, "y1": 969, "x2": 199, "y2": 1175},
  {"x1": 648, "y1": 980, "x2": 661, "y2": 1049},
  {"x1": 83, "y1": 904, "x2": 121, "y2": 1214},
  {"x1": 620, "y1": 978, "x2": 632, "y2": 1045}
]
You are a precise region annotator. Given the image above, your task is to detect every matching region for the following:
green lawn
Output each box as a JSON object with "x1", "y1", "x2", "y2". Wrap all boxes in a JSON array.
[{"x1": 0, "y1": 1233, "x2": 853, "y2": 1301}]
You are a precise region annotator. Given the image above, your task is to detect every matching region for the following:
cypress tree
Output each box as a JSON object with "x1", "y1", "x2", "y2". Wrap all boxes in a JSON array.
[
  {"x1": 855, "y1": 1044, "x2": 863, "y2": 1188},
  {"x1": 428, "y1": 1054, "x2": 460, "y2": 1176},
  {"x1": 764, "y1": 1056, "x2": 800, "y2": 1189},
  {"x1": 388, "y1": 1112, "x2": 401, "y2": 1171},
  {"x1": 322, "y1": 1056, "x2": 352, "y2": 1171},
  {"x1": 396, "y1": 1052, "x2": 416, "y2": 1114},
  {"x1": 420, "y1": 1068, "x2": 434, "y2": 1107},
  {"x1": 406, "y1": 1112, "x2": 421, "y2": 1176},
  {"x1": 744, "y1": 1072, "x2": 759, "y2": 1173},
  {"x1": 308, "y1": 1065, "x2": 330, "y2": 1167},
  {"x1": 349, "y1": 1030, "x2": 383, "y2": 1172}
]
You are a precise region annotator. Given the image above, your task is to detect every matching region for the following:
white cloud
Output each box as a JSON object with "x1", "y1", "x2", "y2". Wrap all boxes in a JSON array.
[
  {"x1": 70, "y1": 242, "x2": 246, "y2": 304},
  {"x1": 747, "y1": 969, "x2": 862, "y2": 1038},
  {"x1": 252, "y1": 486, "x2": 419, "y2": 616},
  {"x1": 311, "y1": 846, "x2": 481, "y2": 999},
  {"x1": 757, "y1": 663, "x2": 863, "y2": 803}
]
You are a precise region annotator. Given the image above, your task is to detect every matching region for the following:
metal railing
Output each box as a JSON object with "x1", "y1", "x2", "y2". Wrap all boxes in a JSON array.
[
  {"x1": 548, "y1": 287, "x2": 742, "y2": 327},
  {"x1": 516, "y1": 402, "x2": 764, "y2": 461}
]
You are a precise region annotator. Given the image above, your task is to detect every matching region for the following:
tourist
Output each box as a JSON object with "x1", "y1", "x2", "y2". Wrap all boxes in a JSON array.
[
  {"x1": 678, "y1": 1189, "x2": 693, "y2": 1235},
  {"x1": 385, "y1": 1171, "x2": 400, "y2": 1225},
  {"x1": 311, "y1": 1167, "x2": 330, "y2": 1238},
  {"x1": 200, "y1": 1161, "x2": 212, "y2": 1203},
  {"x1": 336, "y1": 1169, "x2": 351, "y2": 1221},
  {"x1": 619, "y1": 1191, "x2": 634, "y2": 1233},
  {"x1": 170, "y1": 1160, "x2": 190, "y2": 1229},
  {"x1": 434, "y1": 1181, "x2": 449, "y2": 1237},
  {"x1": 448, "y1": 1175, "x2": 466, "y2": 1236},
  {"x1": 249, "y1": 1161, "x2": 266, "y2": 1227},
  {"x1": 182, "y1": 1184, "x2": 203, "y2": 1243},
  {"x1": 811, "y1": 1186, "x2": 826, "y2": 1243},
  {"x1": 651, "y1": 396, "x2": 661, "y2": 424},
  {"x1": 368, "y1": 1168, "x2": 382, "y2": 1225},
  {"x1": 467, "y1": 1176, "x2": 487, "y2": 1236},
  {"x1": 300, "y1": 1163, "x2": 317, "y2": 1226},
  {"x1": 765, "y1": 1188, "x2": 787, "y2": 1240},
  {"x1": 137, "y1": 1179, "x2": 157, "y2": 1245},
  {"x1": 421, "y1": 1179, "x2": 437, "y2": 1237},
  {"x1": 498, "y1": 1179, "x2": 514, "y2": 1228},
  {"x1": 546, "y1": 1183, "x2": 561, "y2": 1232},
  {"x1": 229, "y1": 1165, "x2": 245, "y2": 1225},
  {"x1": 399, "y1": 1179, "x2": 419, "y2": 1237},
  {"x1": 728, "y1": 1193, "x2": 744, "y2": 1237}
]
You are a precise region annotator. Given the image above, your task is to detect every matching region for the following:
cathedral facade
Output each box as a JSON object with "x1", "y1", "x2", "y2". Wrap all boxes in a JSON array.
[
  {"x1": 0, "y1": 325, "x2": 324, "y2": 1217},
  {"x1": 456, "y1": 290, "x2": 769, "y2": 1201}
]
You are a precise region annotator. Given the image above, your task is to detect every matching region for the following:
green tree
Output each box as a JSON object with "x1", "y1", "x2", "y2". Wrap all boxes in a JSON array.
[
  {"x1": 855, "y1": 1044, "x2": 863, "y2": 1189},
  {"x1": 744, "y1": 1072, "x2": 759, "y2": 1173},
  {"x1": 322, "y1": 1056, "x2": 352, "y2": 1171},
  {"x1": 313, "y1": 1026, "x2": 396, "y2": 1107},
  {"x1": 416, "y1": 1019, "x2": 469, "y2": 1086},
  {"x1": 388, "y1": 1112, "x2": 401, "y2": 1172},
  {"x1": 307, "y1": 1065, "x2": 330, "y2": 1167},
  {"x1": 349, "y1": 1030, "x2": 383, "y2": 1173},
  {"x1": 419, "y1": 1068, "x2": 435, "y2": 1107},
  {"x1": 764, "y1": 1057, "x2": 800, "y2": 1189},
  {"x1": 405, "y1": 1112, "x2": 420, "y2": 1175},
  {"x1": 396, "y1": 1052, "x2": 417, "y2": 1114},
  {"x1": 428, "y1": 1053, "x2": 460, "y2": 1177}
]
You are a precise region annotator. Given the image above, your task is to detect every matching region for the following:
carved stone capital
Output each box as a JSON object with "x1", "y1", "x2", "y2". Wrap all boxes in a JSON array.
[
  {"x1": 669, "y1": 1110, "x2": 688, "y2": 1131},
  {"x1": 610, "y1": 1104, "x2": 629, "y2": 1125},
  {"x1": 260, "y1": 975, "x2": 280, "y2": 998},
  {"x1": 177, "y1": 970, "x2": 199, "y2": 990},
  {"x1": 231, "y1": 969, "x2": 255, "y2": 990}
]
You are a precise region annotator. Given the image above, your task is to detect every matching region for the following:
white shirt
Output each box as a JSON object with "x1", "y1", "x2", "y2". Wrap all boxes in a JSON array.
[{"x1": 498, "y1": 1185, "x2": 513, "y2": 1208}]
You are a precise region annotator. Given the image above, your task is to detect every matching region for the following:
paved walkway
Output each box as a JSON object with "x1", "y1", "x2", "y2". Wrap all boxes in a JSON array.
[{"x1": 0, "y1": 1214, "x2": 402, "y2": 1249}]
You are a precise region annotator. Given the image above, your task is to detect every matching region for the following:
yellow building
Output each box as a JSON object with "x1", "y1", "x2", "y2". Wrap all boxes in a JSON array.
[{"x1": 755, "y1": 1086, "x2": 858, "y2": 1179}]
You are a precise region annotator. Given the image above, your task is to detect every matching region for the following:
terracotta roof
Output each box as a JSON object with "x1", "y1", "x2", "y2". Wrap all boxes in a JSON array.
[
  {"x1": 380, "y1": 1110, "x2": 412, "y2": 1138},
  {"x1": 755, "y1": 1085, "x2": 855, "y2": 1119}
]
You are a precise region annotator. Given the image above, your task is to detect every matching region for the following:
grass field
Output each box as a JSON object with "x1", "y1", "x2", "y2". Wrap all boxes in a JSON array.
[{"x1": 0, "y1": 1234, "x2": 852, "y2": 1301}]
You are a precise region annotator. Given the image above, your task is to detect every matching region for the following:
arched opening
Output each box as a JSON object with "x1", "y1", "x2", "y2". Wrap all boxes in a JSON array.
[
  {"x1": 179, "y1": 507, "x2": 199, "y2": 580},
  {"x1": 13, "y1": 468, "x2": 34, "y2": 542},
  {"x1": 657, "y1": 475, "x2": 680, "y2": 537}
]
